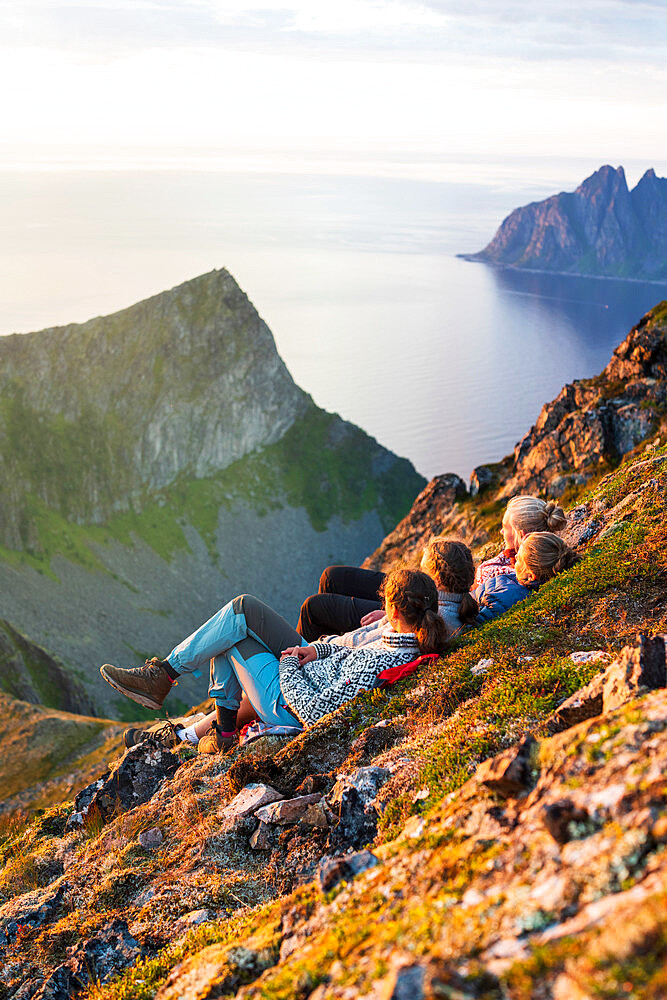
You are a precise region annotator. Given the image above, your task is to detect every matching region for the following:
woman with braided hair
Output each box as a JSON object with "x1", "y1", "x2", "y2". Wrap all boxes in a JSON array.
[{"x1": 100, "y1": 568, "x2": 448, "y2": 754}]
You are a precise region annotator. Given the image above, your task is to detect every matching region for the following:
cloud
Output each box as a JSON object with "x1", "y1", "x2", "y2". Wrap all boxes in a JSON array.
[{"x1": 2, "y1": 0, "x2": 664, "y2": 62}]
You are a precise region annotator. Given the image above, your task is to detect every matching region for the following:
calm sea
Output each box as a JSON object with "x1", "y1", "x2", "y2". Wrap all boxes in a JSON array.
[{"x1": 1, "y1": 170, "x2": 664, "y2": 481}]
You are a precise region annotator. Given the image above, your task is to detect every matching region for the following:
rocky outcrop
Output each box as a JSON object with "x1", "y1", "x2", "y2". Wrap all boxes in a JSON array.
[
  {"x1": 501, "y1": 303, "x2": 667, "y2": 497},
  {"x1": 462, "y1": 165, "x2": 667, "y2": 280},
  {"x1": 363, "y1": 473, "x2": 468, "y2": 572}
]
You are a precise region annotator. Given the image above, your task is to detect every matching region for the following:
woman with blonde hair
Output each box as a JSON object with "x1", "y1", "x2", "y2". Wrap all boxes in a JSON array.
[
  {"x1": 474, "y1": 531, "x2": 579, "y2": 625},
  {"x1": 475, "y1": 495, "x2": 567, "y2": 586}
]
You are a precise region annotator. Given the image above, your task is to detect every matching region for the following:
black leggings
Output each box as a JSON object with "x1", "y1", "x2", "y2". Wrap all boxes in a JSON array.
[{"x1": 296, "y1": 565, "x2": 386, "y2": 642}]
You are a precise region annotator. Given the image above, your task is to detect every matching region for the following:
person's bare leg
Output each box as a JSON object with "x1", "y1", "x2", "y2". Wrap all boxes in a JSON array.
[
  {"x1": 193, "y1": 710, "x2": 216, "y2": 739},
  {"x1": 237, "y1": 693, "x2": 259, "y2": 729}
]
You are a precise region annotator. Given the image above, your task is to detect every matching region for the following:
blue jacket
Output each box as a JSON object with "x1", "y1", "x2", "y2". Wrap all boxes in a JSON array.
[{"x1": 473, "y1": 573, "x2": 539, "y2": 625}]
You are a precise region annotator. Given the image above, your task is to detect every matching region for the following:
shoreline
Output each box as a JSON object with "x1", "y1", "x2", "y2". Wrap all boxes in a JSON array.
[{"x1": 456, "y1": 254, "x2": 667, "y2": 287}]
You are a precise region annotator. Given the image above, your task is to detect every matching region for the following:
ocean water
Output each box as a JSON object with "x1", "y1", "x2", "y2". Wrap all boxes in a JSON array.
[{"x1": 1, "y1": 170, "x2": 664, "y2": 481}]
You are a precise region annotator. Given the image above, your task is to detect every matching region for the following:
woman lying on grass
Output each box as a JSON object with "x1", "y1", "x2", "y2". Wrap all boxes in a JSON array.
[
  {"x1": 474, "y1": 531, "x2": 580, "y2": 624},
  {"x1": 474, "y1": 495, "x2": 567, "y2": 586},
  {"x1": 101, "y1": 568, "x2": 448, "y2": 755}
]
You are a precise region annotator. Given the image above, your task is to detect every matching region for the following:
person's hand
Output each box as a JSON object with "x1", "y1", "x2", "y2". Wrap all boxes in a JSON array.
[
  {"x1": 360, "y1": 609, "x2": 385, "y2": 627},
  {"x1": 281, "y1": 645, "x2": 317, "y2": 665}
]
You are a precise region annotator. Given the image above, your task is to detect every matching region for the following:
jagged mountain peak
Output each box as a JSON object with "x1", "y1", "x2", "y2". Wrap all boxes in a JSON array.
[{"x1": 462, "y1": 164, "x2": 667, "y2": 280}]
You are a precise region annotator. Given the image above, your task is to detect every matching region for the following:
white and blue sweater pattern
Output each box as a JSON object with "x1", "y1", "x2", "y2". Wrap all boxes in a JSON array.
[{"x1": 279, "y1": 628, "x2": 419, "y2": 727}]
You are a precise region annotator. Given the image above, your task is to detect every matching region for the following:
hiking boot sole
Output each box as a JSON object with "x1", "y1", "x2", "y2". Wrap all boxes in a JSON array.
[{"x1": 100, "y1": 664, "x2": 165, "y2": 710}]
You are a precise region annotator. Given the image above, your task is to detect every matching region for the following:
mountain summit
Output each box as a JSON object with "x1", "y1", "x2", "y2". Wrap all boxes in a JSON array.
[{"x1": 461, "y1": 165, "x2": 667, "y2": 280}]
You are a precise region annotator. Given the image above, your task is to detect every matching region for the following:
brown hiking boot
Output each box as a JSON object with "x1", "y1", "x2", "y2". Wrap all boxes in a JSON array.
[
  {"x1": 198, "y1": 722, "x2": 238, "y2": 755},
  {"x1": 123, "y1": 719, "x2": 182, "y2": 750},
  {"x1": 100, "y1": 657, "x2": 173, "y2": 710}
]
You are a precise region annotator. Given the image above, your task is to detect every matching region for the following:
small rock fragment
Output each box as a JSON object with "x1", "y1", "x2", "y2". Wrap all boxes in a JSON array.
[
  {"x1": 318, "y1": 849, "x2": 380, "y2": 892},
  {"x1": 255, "y1": 793, "x2": 321, "y2": 825},
  {"x1": 603, "y1": 634, "x2": 666, "y2": 712},
  {"x1": 249, "y1": 822, "x2": 273, "y2": 850},
  {"x1": 138, "y1": 827, "x2": 163, "y2": 850},
  {"x1": 471, "y1": 658, "x2": 493, "y2": 677},
  {"x1": 542, "y1": 799, "x2": 592, "y2": 845},
  {"x1": 222, "y1": 783, "x2": 284, "y2": 820}
]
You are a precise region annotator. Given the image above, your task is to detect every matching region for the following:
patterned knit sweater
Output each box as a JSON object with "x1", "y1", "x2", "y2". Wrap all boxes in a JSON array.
[{"x1": 279, "y1": 629, "x2": 420, "y2": 727}]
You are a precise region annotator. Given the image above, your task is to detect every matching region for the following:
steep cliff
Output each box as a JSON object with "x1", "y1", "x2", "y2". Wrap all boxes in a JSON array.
[
  {"x1": 461, "y1": 165, "x2": 667, "y2": 281},
  {"x1": 0, "y1": 271, "x2": 424, "y2": 715}
]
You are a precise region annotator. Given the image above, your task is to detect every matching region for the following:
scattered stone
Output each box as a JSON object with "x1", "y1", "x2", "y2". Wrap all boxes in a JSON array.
[
  {"x1": 475, "y1": 736, "x2": 538, "y2": 797},
  {"x1": 138, "y1": 827, "x2": 163, "y2": 850},
  {"x1": 255, "y1": 793, "x2": 322, "y2": 825},
  {"x1": 602, "y1": 634, "x2": 666, "y2": 712},
  {"x1": 569, "y1": 650, "x2": 610, "y2": 664},
  {"x1": 66, "y1": 739, "x2": 181, "y2": 831},
  {"x1": 249, "y1": 822, "x2": 273, "y2": 850},
  {"x1": 222, "y1": 783, "x2": 284, "y2": 820},
  {"x1": 471, "y1": 658, "x2": 493, "y2": 677},
  {"x1": 318, "y1": 850, "x2": 380, "y2": 892},
  {"x1": 541, "y1": 799, "x2": 593, "y2": 845}
]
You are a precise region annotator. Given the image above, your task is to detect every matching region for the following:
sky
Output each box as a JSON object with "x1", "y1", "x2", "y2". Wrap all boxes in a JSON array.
[{"x1": 1, "y1": 0, "x2": 665, "y2": 183}]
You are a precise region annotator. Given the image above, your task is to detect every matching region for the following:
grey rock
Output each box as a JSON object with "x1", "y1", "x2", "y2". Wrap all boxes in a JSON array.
[
  {"x1": 469, "y1": 464, "x2": 497, "y2": 496},
  {"x1": 66, "y1": 739, "x2": 180, "y2": 831},
  {"x1": 327, "y1": 766, "x2": 391, "y2": 849},
  {"x1": 0, "y1": 881, "x2": 70, "y2": 951},
  {"x1": 318, "y1": 849, "x2": 380, "y2": 892},
  {"x1": 542, "y1": 799, "x2": 595, "y2": 845},
  {"x1": 138, "y1": 827, "x2": 164, "y2": 850}
]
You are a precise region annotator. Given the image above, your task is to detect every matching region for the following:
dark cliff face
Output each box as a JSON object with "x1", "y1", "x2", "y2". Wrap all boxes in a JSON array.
[{"x1": 464, "y1": 166, "x2": 667, "y2": 280}]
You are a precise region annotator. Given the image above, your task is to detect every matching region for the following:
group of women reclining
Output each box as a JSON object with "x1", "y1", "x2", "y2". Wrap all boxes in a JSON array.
[{"x1": 100, "y1": 495, "x2": 579, "y2": 754}]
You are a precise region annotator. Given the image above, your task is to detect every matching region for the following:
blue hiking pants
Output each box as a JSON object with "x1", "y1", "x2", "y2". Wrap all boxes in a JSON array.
[{"x1": 167, "y1": 594, "x2": 305, "y2": 728}]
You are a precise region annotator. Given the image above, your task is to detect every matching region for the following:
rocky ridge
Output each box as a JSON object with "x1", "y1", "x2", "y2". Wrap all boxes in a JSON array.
[
  {"x1": 461, "y1": 165, "x2": 667, "y2": 280},
  {"x1": 0, "y1": 309, "x2": 665, "y2": 998}
]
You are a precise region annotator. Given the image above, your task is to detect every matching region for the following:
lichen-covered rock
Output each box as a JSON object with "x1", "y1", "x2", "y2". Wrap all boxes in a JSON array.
[
  {"x1": 327, "y1": 766, "x2": 391, "y2": 849},
  {"x1": 255, "y1": 793, "x2": 322, "y2": 825},
  {"x1": 66, "y1": 738, "x2": 180, "y2": 830},
  {"x1": 0, "y1": 881, "x2": 70, "y2": 950}
]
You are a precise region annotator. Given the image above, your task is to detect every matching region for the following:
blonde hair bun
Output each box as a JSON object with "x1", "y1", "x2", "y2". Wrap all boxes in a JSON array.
[{"x1": 506, "y1": 495, "x2": 567, "y2": 535}]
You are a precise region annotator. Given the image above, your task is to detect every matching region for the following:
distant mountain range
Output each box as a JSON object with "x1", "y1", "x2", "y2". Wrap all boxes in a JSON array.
[
  {"x1": 0, "y1": 270, "x2": 424, "y2": 716},
  {"x1": 461, "y1": 165, "x2": 667, "y2": 281}
]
